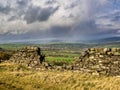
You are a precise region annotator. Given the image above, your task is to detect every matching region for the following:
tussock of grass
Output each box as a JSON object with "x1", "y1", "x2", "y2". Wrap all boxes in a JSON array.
[{"x1": 0, "y1": 62, "x2": 120, "y2": 90}]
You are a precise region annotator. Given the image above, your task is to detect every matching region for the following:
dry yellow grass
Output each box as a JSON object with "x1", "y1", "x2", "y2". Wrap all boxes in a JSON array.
[{"x1": 0, "y1": 62, "x2": 120, "y2": 90}]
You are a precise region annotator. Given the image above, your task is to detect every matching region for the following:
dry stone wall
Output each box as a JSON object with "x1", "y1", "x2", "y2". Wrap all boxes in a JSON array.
[
  {"x1": 73, "y1": 48, "x2": 120, "y2": 76},
  {"x1": 9, "y1": 46, "x2": 120, "y2": 76},
  {"x1": 10, "y1": 46, "x2": 51, "y2": 69}
]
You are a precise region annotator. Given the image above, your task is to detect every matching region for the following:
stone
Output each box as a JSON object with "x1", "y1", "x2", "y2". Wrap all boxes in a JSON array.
[
  {"x1": 89, "y1": 51, "x2": 95, "y2": 54},
  {"x1": 113, "y1": 52, "x2": 120, "y2": 56},
  {"x1": 34, "y1": 61, "x2": 38, "y2": 64},
  {"x1": 73, "y1": 48, "x2": 120, "y2": 76},
  {"x1": 111, "y1": 48, "x2": 117, "y2": 52},
  {"x1": 89, "y1": 48, "x2": 95, "y2": 51},
  {"x1": 103, "y1": 48, "x2": 110, "y2": 53},
  {"x1": 99, "y1": 55, "x2": 104, "y2": 58},
  {"x1": 9, "y1": 46, "x2": 51, "y2": 70},
  {"x1": 107, "y1": 52, "x2": 113, "y2": 55},
  {"x1": 89, "y1": 56, "x2": 94, "y2": 59}
]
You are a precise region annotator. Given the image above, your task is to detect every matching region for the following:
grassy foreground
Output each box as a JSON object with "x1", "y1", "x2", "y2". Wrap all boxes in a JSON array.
[{"x1": 0, "y1": 62, "x2": 120, "y2": 90}]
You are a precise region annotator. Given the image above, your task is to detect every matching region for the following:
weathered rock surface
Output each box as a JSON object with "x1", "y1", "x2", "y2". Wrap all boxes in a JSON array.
[
  {"x1": 10, "y1": 46, "x2": 51, "y2": 69},
  {"x1": 73, "y1": 48, "x2": 120, "y2": 76}
]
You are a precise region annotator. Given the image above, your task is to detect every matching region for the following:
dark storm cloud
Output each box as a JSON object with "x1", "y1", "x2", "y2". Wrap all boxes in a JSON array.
[
  {"x1": 72, "y1": 20, "x2": 98, "y2": 35},
  {"x1": 8, "y1": 16, "x2": 18, "y2": 21},
  {"x1": 0, "y1": 0, "x2": 28, "y2": 15},
  {"x1": 0, "y1": 5, "x2": 11, "y2": 14},
  {"x1": 49, "y1": 26, "x2": 71, "y2": 37},
  {"x1": 96, "y1": 10, "x2": 120, "y2": 31},
  {"x1": 0, "y1": 0, "x2": 29, "y2": 22},
  {"x1": 64, "y1": 0, "x2": 79, "y2": 9},
  {"x1": 24, "y1": 6, "x2": 59, "y2": 24},
  {"x1": 98, "y1": 11, "x2": 120, "y2": 21},
  {"x1": 110, "y1": 14, "x2": 120, "y2": 22},
  {"x1": 0, "y1": 0, "x2": 120, "y2": 43},
  {"x1": 45, "y1": 0, "x2": 57, "y2": 5},
  {"x1": 110, "y1": 11, "x2": 120, "y2": 22},
  {"x1": 17, "y1": 0, "x2": 28, "y2": 6}
]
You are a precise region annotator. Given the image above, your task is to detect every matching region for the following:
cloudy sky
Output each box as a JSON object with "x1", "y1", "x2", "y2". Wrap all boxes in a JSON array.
[{"x1": 0, "y1": 0, "x2": 120, "y2": 43}]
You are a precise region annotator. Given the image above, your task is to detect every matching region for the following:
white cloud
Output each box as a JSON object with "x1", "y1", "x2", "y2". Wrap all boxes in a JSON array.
[
  {"x1": 95, "y1": 9, "x2": 120, "y2": 30},
  {"x1": 0, "y1": 0, "x2": 119, "y2": 41}
]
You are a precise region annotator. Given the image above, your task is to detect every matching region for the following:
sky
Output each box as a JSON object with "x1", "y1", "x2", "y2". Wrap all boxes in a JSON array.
[{"x1": 0, "y1": 0, "x2": 120, "y2": 43}]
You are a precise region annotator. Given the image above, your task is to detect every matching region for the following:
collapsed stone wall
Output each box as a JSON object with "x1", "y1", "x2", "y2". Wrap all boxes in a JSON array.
[
  {"x1": 10, "y1": 46, "x2": 51, "y2": 69},
  {"x1": 8, "y1": 46, "x2": 120, "y2": 76},
  {"x1": 73, "y1": 48, "x2": 120, "y2": 76}
]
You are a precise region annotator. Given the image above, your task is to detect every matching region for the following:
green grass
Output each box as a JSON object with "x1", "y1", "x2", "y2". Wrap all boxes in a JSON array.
[
  {"x1": 43, "y1": 49, "x2": 80, "y2": 64},
  {"x1": 46, "y1": 57, "x2": 73, "y2": 63},
  {"x1": 0, "y1": 44, "x2": 28, "y2": 50},
  {"x1": 0, "y1": 43, "x2": 81, "y2": 64},
  {"x1": 0, "y1": 43, "x2": 120, "y2": 50},
  {"x1": 0, "y1": 43, "x2": 89, "y2": 50}
]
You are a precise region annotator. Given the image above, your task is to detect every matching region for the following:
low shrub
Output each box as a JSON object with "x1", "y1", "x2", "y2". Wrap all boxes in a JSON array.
[{"x1": 0, "y1": 51, "x2": 12, "y2": 60}]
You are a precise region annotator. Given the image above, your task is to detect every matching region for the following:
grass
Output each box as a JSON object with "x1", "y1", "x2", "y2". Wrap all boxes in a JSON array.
[
  {"x1": 0, "y1": 43, "x2": 120, "y2": 90},
  {"x1": 0, "y1": 62, "x2": 120, "y2": 90},
  {"x1": 42, "y1": 49, "x2": 81, "y2": 64},
  {"x1": 46, "y1": 57, "x2": 73, "y2": 64},
  {"x1": 0, "y1": 44, "x2": 27, "y2": 50},
  {"x1": 0, "y1": 43, "x2": 80, "y2": 64}
]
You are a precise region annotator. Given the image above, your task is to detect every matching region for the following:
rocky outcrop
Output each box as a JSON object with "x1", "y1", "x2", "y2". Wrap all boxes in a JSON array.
[
  {"x1": 10, "y1": 46, "x2": 51, "y2": 69},
  {"x1": 73, "y1": 48, "x2": 120, "y2": 76}
]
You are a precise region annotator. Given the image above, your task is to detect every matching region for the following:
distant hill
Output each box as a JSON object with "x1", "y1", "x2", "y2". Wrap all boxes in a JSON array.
[{"x1": 88, "y1": 36, "x2": 120, "y2": 44}]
